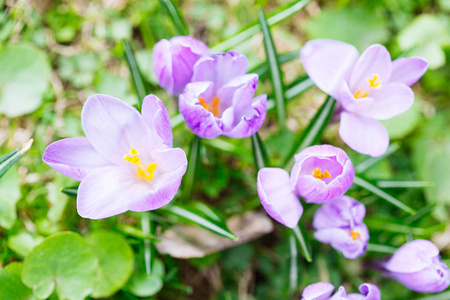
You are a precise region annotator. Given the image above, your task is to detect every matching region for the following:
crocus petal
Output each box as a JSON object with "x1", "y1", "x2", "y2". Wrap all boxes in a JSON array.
[
  {"x1": 43, "y1": 137, "x2": 111, "y2": 181},
  {"x1": 390, "y1": 57, "x2": 428, "y2": 86},
  {"x1": 128, "y1": 147, "x2": 187, "y2": 211},
  {"x1": 349, "y1": 44, "x2": 392, "y2": 92},
  {"x1": 192, "y1": 51, "x2": 248, "y2": 88},
  {"x1": 358, "y1": 283, "x2": 381, "y2": 300},
  {"x1": 357, "y1": 83, "x2": 414, "y2": 120},
  {"x1": 257, "y1": 168, "x2": 303, "y2": 228},
  {"x1": 179, "y1": 81, "x2": 223, "y2": 138},
  {"x1": 388, "y1": 264, "x2": 450, "y2": 293},
  {"x1": 313, "y1": 196, "x2": 366, "y2": 230},
  {"x1": 77, "y1": 165, "x2": 143, "y2": 219},
  {"x1": 142, "y1": 94, "x2": 173, "y2": 147},
  {"x1": 329, "y1": 286, "x2": 347, "y2": 300},
  {"x1": 339, "y1": 112, "x2": 389, "y2": 157},
  {"x1": 384, "y1": 239, "x2": 440, "y2": 273},
  {"x1": 302, "y1": 282, "x2": 335, "y2": 300},
  {"x1": 81, "y1": 94, "x2": 156, "y2": 163},
  {"x1": 300, "y1": 39, "x2": 359, "y2": 100},
  {"x1": 152, "y1": 36, "x2": 209, "y2": 95}
]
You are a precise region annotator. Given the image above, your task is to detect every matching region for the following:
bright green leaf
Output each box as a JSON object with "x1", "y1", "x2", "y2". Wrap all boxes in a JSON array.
[
  {"x1": 0, "y1": 166, "x2": 21, "y2": 229},
  {"x1": 22, "y1": 232, "x2": 98, "y2": 300},
  {"x1": 7, "y1": 231, "x2": 44, "y2": 257},
  {"x1": 0, "y1": 262, "x2": 33, "y2": 300},
  {"x1": 126, "y1": 258, "x2": 165, "y2": 297}
]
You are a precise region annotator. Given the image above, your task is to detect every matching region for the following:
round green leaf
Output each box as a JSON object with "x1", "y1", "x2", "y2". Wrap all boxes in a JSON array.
[
  {"x1": 22, "y1": 232, "x2": 98, "y2": 300},
  {"x1": 0, "y1": 262, "x2": 33, "y2": 300},
  {"x1": 0, "y1": 43, "x2": 50, "y2": 117},
  {"x1": 85, "y1": 231, "x2": 134, "y2": 298},
  {"x1": 126, "y1": 259, "x2": 165, "y2": 297},
  {"x1": 0, "y1": 167, "x2": 21, "y2": 229}
]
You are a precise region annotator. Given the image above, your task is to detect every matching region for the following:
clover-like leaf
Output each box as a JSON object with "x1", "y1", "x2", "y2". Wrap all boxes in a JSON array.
[
  {"x1": 126, "y1": 258, "x2": 165, "y2": 297},
  {"x1": 85, "y1": 231, "x2": 134, "y2": 298},
  {"x1": 22, "y1": 232, "x2": 98, "y2": 300},
  {"x1": 0, "y1": 262, "x2": 33, "y2": 300},
  {"x1": 0, "y1": 43, "x2": 50, "y2": 117}
]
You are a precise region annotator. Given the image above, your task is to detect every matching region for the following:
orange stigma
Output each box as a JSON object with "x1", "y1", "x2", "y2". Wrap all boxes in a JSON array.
[
  {"x1": 312, "y1": 168, "x2": 331, "y2": 180},
  {"x1": 353, "y1": 74, "x2": 381, "y2": 99},
  {"x1": 199, "y1": 97, "x2": 220, "y2": 116},
  {"x1": 350, "y1": 231, "x2": 361, "y2": 241}
]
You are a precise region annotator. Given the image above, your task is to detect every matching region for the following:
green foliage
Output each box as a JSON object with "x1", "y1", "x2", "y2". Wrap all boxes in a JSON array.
[
  {"x1": 0, "y1": 167, "x2": 20, "y2": 229},
  {"x1": 0, "y1": 262, "x2": 33, "y2": 300},
  {"x1": 0, "y1": 43, "x2": 50, "y2": 117}
]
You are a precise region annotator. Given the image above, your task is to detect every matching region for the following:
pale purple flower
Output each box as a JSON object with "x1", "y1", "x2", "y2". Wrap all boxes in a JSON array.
[
  {"x1": 43, "y1": 94, "x2": 187, "y2": 219},
  {"x1": 302, "y1": 282, "x2": 380, "y2": 300},
  {"x1": 256, "y1": 145, "x2": 354, "y2": 228},
  {"x1": 383, "y1": 239, "x2": 450, "y2": 293},
  {"x1": 153, "y1": 36, "x2": 210, "y2": 96},
  {"x1": 300, "y1": 39, "x2": 428, "y2": 157},
  {"x1": 179, "y1": 51, "x2": 267, "y2": 139},
  {"x1": 313, "y1": 196, "x2": 369, "y2": 259}
]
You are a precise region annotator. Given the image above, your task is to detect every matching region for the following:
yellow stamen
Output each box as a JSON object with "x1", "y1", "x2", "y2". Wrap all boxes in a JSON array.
[
  {"x1": 350, "y1": 231, "x2": 361, "y2": 241},
  {"x1": 368, "y1": 75, "x2": 380, "y2": 87},
  {"x1": 198, "y1": 97, "x2": 221, "y2": 116},
  {"x1": 353, "y1": 74, "x2": 380, "y2": 99},
  {"x1": 312, "y1": 168, "x2": 331, "y2": 180},
  {"x1": 124, "y1": 149, "x2": 157, "y2": 180}
]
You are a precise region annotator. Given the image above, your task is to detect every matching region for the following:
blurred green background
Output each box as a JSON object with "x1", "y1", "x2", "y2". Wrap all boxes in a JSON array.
[{"x1": 0, "y1": 0, "x2": 450, "y2": 299}]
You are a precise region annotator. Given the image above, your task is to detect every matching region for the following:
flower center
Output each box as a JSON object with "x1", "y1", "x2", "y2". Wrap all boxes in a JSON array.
[
  {"x1": 312, "y1": 167, "x2": 331, "y2": 180},
  {"x1": 199, "y1": 97, "x2": 220, "y2": 116},
  {"x1": 350, "y1": 230, "x2": 361, "y2": 241},
  {"x1": 353, "y1": 75, "x2": 380, "y2": 99},
  {"x1": 124, "y1": 148, "x2": 157, "y2": 180}
]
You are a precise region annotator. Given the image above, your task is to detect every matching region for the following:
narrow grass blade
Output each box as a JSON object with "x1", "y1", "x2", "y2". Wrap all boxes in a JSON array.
[
  {"x1": 292, "y1": 224, "x2": 312, "y2": 262},
  {"x1": 0, "y1": 139, "x2": 33, "y2": 179},
  {"x1": 61, "y1": 186, "x2": 79, "y2": 198},
  {"x1": 365, "y1": 218, "x2": 445, "y2": 236},
  {"x1": 284, "y1": 96, "x2": 336, "y2": 169},
  {"x1": 117, "y1": 224, "x2": 160, "y2": 241},
  {"x1": 161, "y1": 203, "x2": 238, "y2": 240},
  {"x1": 258, "y1": 8, "x2": 286, "y2": 129},
  {"x1": 288, "y1": 234, "x2": 298, "y2": 295},
  {"x1": 354, "y1": 142, "x2": 400, "y2": 174},
  {"x1": 353, "y1": 176, "x2": 415, "y2": 215},
  {"x1": 123, "y1": 40, "x2": 147, "y2": 108},
  {"x1": 211, "y1": 0, "x2": 312, "y2": 52},
  {"x1": 158, "y1": 0, "x2": 188, "y2": 35},
  {"x1": 182, "y1": 136, "x2": 200, "y2": 198},
  {"x1": 376, "y1": 180, "x2": 434, "y2": 188},
  {"x1": 251, "y1": 132, "x2": 270, "y2": 170},
  {"x1": 366, "y1": 243, "x2": 397, "y2": 254},
  {"x1": 141, "y1": 212, "x2": 152, "y2": 276},
  {"x1": 250, "y1": 50, "x2": 299, "y2": 78},
  {"x1": 404, "y1": 204, "x2": 435, "y2": 224}
]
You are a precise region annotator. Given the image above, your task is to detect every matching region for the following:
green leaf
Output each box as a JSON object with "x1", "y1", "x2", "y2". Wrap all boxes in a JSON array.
[
  {"x1": 211, "y1": 0, "x2": 312, "y2": 52},
  {"x1": 376, "y1": 180, "x2": 434, "y2": 189},
  {"x1": 354, "y1": 142, "x2": 400, "y2": 174},
  {"x1": 250, "y1": 50, "x2": 299, "y2": 79},
  {"x1": 284, "y1": 96, "x2": 336, "y2": 169},
  {"x1": 7, "y1": 231, "x2": 44, "y2": 257},
  {"x1": 0, "y1": 166, "x2": 21, "y2": 229},
  {"x1": 202, "y1": 138, "x2": 253, "y2": 161},
  {"x1": 366, "y1": 243, "x2": 397, "y2": 254},
  {"x1": 288, "y1": 234, "x2": 298, "y2": 295},
  {"x1": 381, "y1": 99, "x2": 422, "y2": 140},
  {"x1": 0, "y1": 43, "x2": 50, "y2": 117},
  {"x1": 0, "y1": 262, "x2": 33, "y2": 300},
  {"x1": 22, "y1": 232, "x2": 98, "y2": 300},
  {"x1": 0, "y1": 139, "x2": 33, "y2": 179},
  {"x1": 365, "y1": 217, "x2": 445, "y2": 236},
  {"x1": 86, "y1": 231, "x2": 135, "y2": 298},
  {"x1": 251, "y1": 132, "x2": 270, "y2": 171},
  {"x1": 258, "y1": 8, "x2": 286, "y2": 129},
  {"x1": 292, "y1": 224, "x2": 312, "y2": 262},
  {"x1": 353, "y1": 176, "x2": 416, "y2": 215},
  {"x1": 182, "y1": 136, "x2": 200, "y2": 199},
  {"x1": 161, "y1": 203, "x2": 238, "y2": 240},
  {"x1": 126, "y1": 258, "x2": 165, "y2": 297},
  {"x1": 123, "y1": 40, "x2": 147, "y2": 108},
  {"x1": 158, "y1": 0, "x2": 189, "y2": 35}
]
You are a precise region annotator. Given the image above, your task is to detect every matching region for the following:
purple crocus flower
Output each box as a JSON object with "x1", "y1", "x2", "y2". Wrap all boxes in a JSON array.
[
  {"x1": 383, "y1": 239, "x2": 450, "y2": 293},
  {"x1": 153, "y1": 36, "x2": 210, "y2": 96},
  {"x1": 302, "y1": 282, "x2": 381, "y2": 300},
  {"x1": 43, "y1": 94, "x2": 187, "y2": 219},
  {"x1": 313, "y1": 196, "x2": 369, "y2": 259},
  {"x1": 300, "y1": 39, "x2": 428, "y2": 157},
  {"x1": 256, "y1": 145, "x2": 354, "y2": 228},
  {"x1": 179, "y1": 51, "x2": 267, "y2": 139}
]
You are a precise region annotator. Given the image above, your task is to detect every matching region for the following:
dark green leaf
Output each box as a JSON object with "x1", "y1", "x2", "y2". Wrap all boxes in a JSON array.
[
  {"x1": 353, "y1": 176, "x2": 416, "y2": 215},
  {"x1": 354, "y1": 142, "x2": 400, "y2": 174},
  {"x1": 251, "y1": 132, "x2": 270, "y2": 171},
  {"x1": 292, "y1": 224, "x2": 312, "y2": 262},
  {"x1": 161, "y1": 203, "x2": 238, "y2": 240},
  {"x1": 158, "y1": 0, "x2": 189, "y2": 35},
  {"x1": 211, "y1": 0, "x2": 312, "y2": 52},
  {"x1": 284, "y1": 96, "x2": 336, "y2": 169},
  {"x1": 182, "y1": 136, "x2": 200, "y2": 199},
  {"x1": 258, "y1": 8, "x2": 286, "y2": 129},
  {"x1": 123, "y1": 40, "x2": 147, "y2": 108},
  {"x1": 0, "y1": 139, "x2": 33, "y2": 179}
]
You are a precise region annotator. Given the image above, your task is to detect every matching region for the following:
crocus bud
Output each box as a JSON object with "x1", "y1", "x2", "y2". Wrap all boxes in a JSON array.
[
  {"x1": 302, "y1": 282, "x2": 380, "y2": 300},
  {"x1": 313, "y1": 196, "x2": 369, "y2": 259},
  {"x1": 290, "y1": 145, "x2": 354, "y2": 203},
  {"x1": 383, "y1": 239, "x2": 450, "y2": 293},
  {"x1": 153, "y1": 36, "x2": 210, "y2": 96}
]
